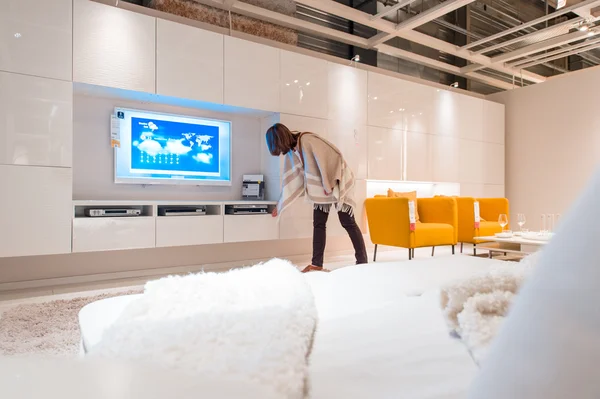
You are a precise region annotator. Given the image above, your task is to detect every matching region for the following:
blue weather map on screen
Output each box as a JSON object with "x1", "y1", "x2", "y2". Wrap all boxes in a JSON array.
[{"x1": 130, "y1": 117, "x2": 220, "y2": 174}]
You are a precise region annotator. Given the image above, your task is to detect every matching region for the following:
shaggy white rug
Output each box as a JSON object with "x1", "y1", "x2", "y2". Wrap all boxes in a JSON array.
[
  {"x1": 440, "y1": 252, "x2": 540, "y2": 363},
  {"x1": 0, "y1": 289, "x2": 142, "y2": 357},
  {"x1": 90, "y1": 258, "x2": 318, "y2": 399}
]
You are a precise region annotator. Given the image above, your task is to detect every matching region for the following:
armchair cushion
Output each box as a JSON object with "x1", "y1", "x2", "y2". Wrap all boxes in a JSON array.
[
  {"x1": 387, "y1": 189, "x2": 420, "y2": 222},
  {"x1": 414, "y1": 223, "x2": 455, "y2": 247}
]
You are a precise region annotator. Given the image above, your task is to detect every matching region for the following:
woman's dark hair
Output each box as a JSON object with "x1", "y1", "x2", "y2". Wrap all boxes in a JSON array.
[{"x1": 265, "y1": 123, "x2": 298, "y2": 156}]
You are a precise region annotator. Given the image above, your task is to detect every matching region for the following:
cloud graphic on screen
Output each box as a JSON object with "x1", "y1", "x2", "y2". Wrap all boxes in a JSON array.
[
  {"x1": 199, "y1": 144, "x2": 212, "y2": 151},
  {"x1": 193, "y1": 153, "x2": 213, "y2": 164},
  {"x1": 137, "y1": 139, "x2": 162, "y2": 157},
  {"x1": 165, "y1": 139, "x2": 193, "y2": 155},
  {"x1": 148, "y1": 122, "x2": 158, "y2": 131}
]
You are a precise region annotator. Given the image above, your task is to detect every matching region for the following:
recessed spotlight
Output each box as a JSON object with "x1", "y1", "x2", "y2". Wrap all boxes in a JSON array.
[
  {"x1": 351, "y1": 54, "x2": 361, "y2": 62},
  {"x1": 14, "y1": 33, "x2": 21, "y2": 38},
  {"x1": 451, "y1": 82, "x2": 459, "y2": 88},
  {"x1": 579, "y1": 24, "x2": 589, "y2": 32}
]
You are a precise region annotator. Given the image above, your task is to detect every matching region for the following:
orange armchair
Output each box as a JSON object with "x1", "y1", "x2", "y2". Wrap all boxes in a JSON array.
[
  {"x1": 365, "y1": 196, "x2": 458, "y2": 261},
  {"x1": 456, "y1": 197, "x2": 510, "y2": 255}
]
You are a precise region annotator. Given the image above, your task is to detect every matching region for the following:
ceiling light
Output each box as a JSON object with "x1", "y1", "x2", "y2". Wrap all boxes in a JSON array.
[
  {"x1": 451, "y1": 82, "x2": 459, "y2": 88},
  {"x1": 351, "y1": 54, "x2": 361, "y2": 62},
  {"x1": 306, "y1": 82, "x2": 310, "y2": 86},
  {"x1": 14, "y1": 33, "x2": 21, "y2": 38},
  {"x1": 579, "y1": 24, "x2": 589, "y2": 32},
  {"x1": 294, "y1": 80, "x2": 298, "y2": 83},
  {"x1": 588, "y1": 30, "x2": 595, "y2": 36}
]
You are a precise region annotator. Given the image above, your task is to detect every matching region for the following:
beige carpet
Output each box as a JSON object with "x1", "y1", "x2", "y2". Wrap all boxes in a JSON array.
[{"x1": 0, "y1": 289, "x2": 142, "y2": 357}]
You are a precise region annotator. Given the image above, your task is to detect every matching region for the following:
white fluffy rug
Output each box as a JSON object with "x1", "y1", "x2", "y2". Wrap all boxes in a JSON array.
[
  {"x1": 440, "y1": 252, "x2": 539, "y2": 363},
  {"x1": 90, "y1": 258, "x2": 317, "y2": 399}
]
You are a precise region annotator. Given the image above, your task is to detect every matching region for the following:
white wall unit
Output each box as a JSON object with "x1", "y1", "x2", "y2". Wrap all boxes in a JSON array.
[
  {"x1": 156, "y1": 20, "x2": 224, "y2": 104},
  {"x1": 458, "y1": 139, "x2": 485, "y2": 185},
  {"x1": 0, "y1": 165, "x2": 72, "y2": 257},
  {"x1": 327, "y1": 121, "x2": 368, "y2": 180},
  {"x1": 73, "y1": 0, "x2": 156, "y2": 93},
  {"x1": 72, "y1": 217, "x2": 156, "y2": 253},
  {"x1": 224, "y1": 36, "x2": 280, "y2": 111},
  {"x1": 328, "y1": 64, "x2": 367, "y2": 125},
  {"x1": 483, "y1": 101, "x2": 505, "y2": 145},
  {"x1": 482, "y1": 142, "x2": 505, "y2": 185},
  {"x1": 156, "y1": 215, "x2": 224, "y2": 247},
  {"x1": 224, "y1": 215, "x2": 279, "y2": 243},
  {"x1": 431, "y1": 135, "x2": 460, "y2": 183},
  {"x1": 0, "y1": 0, "x2": 72, "y2": 81},
  {"x1": 432, "y1": 90, "x2": 484, "y2": 141},
  {"x1": 404, "y1": 132, "x2": 432, "y2": 182},
  {"x1": 367, "y1": 126, "x2": 403, "y2": 181},
  {"x1": 0, "y1": 72, "x2": 72, "y2": 167},
  {"x1": 279, "y1": 51, "x2": 328, "y2": 119},
  {"x1": 367, "y1": 72, "x2": 433, "y2": 133}
]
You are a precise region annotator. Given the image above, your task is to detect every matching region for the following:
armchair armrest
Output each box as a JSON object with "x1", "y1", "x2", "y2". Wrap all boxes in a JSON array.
[
  {"x1": 478, "y1": 198, "x2": 510, "y2": 228},
  {"x1": 365, "y1": 197, "x2": 411, "y2": 248}
]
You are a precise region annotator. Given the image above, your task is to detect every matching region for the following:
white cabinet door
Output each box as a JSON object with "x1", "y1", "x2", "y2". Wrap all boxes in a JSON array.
[
  {"x1": 224, "y1": 215, "x2": 279, "y2": 243},
  {"x1": 458, "y1": 139, "x2": 485, "y2": 184},
  {"x1": 157, "y1": 20, "x2": 224, "y2": 104},
  {"x1": 326, "y1": 121, "x2": 367, "y2": 180},
  {"x1": 431, "y1": 134, "x2": 460, "y2": 183},
  {"x1": 0, "y1": 72, "x2": 72, "y2": 168},
  {"x1": 367, "y1": 126, "x2": 403, "y2": 181},
  {"x1": 72, "y1": 217, "x2": 156, "y2": 253},
  {"x1": 482, "y1": 142, "x2": 505, "y2": 185},
  {"x1": 432, "y1": 90, "x2": 484, "y2": 141},
  {"x1": 280, "y1": 51, "x2": 328, "y2": 119},
  {"x1": 279, "y1": 200, "x2": 314, "y2": 240},
  {"x1": 224, "y1": 36, "x2": 279, "y2": 111},
  {"x1": 328, "y1": 63, "x2": 367, "y2": 125},
  {"x1": 483, "y1": 100, "x2": 505, "y2": 144},
  {"x1": 0, "y1": 0, "x2": 72, "y2": 81},
  {"x1": 0, "y1": 165, "x2": 72, "y2": 257},
  {"x1": 156, "y1": 215, "x2": 224, "y2": 247},
  {"x1": 279, "y1": 114, "x2": 328, "y2": 135},
  {"x1": 73, "y1": 0, "x2": 156, "y2": 93},
  {"x1": 367, "y1": 72, "x2": 433, "y2": 133},
  {"x1": 405, "y1": 132, "x2": 432, "y2": 182}
]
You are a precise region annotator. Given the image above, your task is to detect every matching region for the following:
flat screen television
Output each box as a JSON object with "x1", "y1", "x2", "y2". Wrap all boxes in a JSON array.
[{"x1": 114, "y1": 108, "x2": 232, "y2": 186}]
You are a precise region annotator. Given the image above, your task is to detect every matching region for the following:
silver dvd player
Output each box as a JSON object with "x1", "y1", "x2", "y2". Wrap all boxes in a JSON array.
[
  {"x1": 226, "y1": 204, "x2": 269, "y2": 215},
  {"x1": 159, "y1": 207, "x2": 207, "y2": 216},
  {"x1": 85, "y1": 208, "x2": 141, "y2": 217}
]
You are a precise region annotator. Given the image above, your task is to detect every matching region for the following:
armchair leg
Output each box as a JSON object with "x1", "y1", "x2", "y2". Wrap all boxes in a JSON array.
[
  {"x1": 460, "y1": 242, "x2": 463, "y2": 253},
  {"x1": 373, "y1": 244, "x2": 378, "y2": 262},
  {"x1": 431, "y1": 247, "x2": 435, "y2": 257},
  {"x1": 473, "y1": 244, "x2": 477, "y2": 256},
  {"x1": 408, "y1": 248, "x2": 412, "y2": 260},
  {"x1": 452, "y1": 245, "x2": 455, "y2": 255}
]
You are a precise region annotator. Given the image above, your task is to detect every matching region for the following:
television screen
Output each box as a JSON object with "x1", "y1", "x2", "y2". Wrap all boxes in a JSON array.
[{"x1": 114, "y1": 108, "x2": 231, "y2": 186}]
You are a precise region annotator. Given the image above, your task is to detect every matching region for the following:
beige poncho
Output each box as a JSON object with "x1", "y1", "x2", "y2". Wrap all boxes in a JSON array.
[{"x1": 277, "y1": 133, "x2": 356, "y2": 216}]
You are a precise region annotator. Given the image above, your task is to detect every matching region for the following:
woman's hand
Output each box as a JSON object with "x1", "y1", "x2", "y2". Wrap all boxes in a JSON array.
[{"x1": 272, "y1": 208, "x2": 278, "y2": 218}]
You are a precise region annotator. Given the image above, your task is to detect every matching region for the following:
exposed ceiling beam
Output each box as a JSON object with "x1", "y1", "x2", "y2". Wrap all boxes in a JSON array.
[
  {"x1": 295, "y1": 0, "x2": 546, "y2": 83},
  {"x1": 460, "y1": 63, "x2": 486, "y2": 73},
  {"x1": 490, "y1": 30, "x2": 597, "y2": 64},
  {"x1": 462, "y1": 0, "x2": 600, "y2": 50},
  {"x1": 472, "y1": 17, "x2": 583, "y2": 55},
  {"x1": 223, "y1": 0, "x2": 237, "y2": 8},
  {"x1": 368, "y1": 0, "x2": 476, "y2": 47},
  {"x1": 509, "y1": 36, "x2": 600, "y2": 67},
  {"x1": 377, "y1": 43, "x2": 514, "y2": 89},
  {"x1": 517, "y1": 40, "x2": 600, "y2": 69},
  {"x1": 370, "y1": 0, "x2": 418, "y2": 21}
]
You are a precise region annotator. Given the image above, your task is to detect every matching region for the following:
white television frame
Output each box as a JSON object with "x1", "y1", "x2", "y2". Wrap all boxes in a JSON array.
[{"x1": 113, "y1": 107, "x2": 232, "y2": 186}]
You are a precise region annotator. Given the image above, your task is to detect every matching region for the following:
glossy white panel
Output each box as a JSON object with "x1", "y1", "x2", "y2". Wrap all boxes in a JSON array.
[
  {"x1": 431, "y1": 134, "x2": 459, "y2": 183},
  {"x1": 0, "y1": 72, "x2": 72, "y2": 167},
  {"x1": 0, "y1": 0, "x2": 72, "y2": 81},
  {"x1": 279, "y1": 200, "x2": 313, "y2": 240},
  {"x1": 328, "y1": 63, "x2": 367, "y2": 125},
  {"x1": 432, "y1": 90, "x2": 484, "y2": 140},
  {"x1": 156, "y1": 215, "x2": 224, "y2": 247},
  {"x1": 367, "y1": 126, "x2": 403, "y2": 181},
  {"x1": 405, "y1": 132, "x2": 432, "y2": 182},
  {"x1": 482, "y1": 142, "x2": 505, "y2": 185},
  {"x1": 157, "y1": 20, "x2": 224, "y2": 104},
  {"x1": 482, "y1": 184, "x2": 505, "y2": 198},
  {"x1": 367, "y1": 72, "x2": 433, "y2": 133},
  {"x1": 458, "y1": 139, "x2": 485, "y2": 184},
  {"x1": 73, "y1": 0, "x2": 156, "y2": 93},
  {"x1": 326, "y1": 121, "x2": 367, "y2": 180},
  {"x1": 0, "y1": 165, "x2": 72, "y2": 257},
  {"x1": 460, "y1": 183, "x2": 484, "y2": 198},
  {"x1": 279, "y1": 114, "x2": 328, "y2": 135},
  {"x1": 280, "y1": 51, "x2": 328, "y2": 119},
  {"x1": 224, "y1": 36, "x2": 279, "y2": 111},
  {"x1": 224, "y1": 215, "x2": 279, "y2": 243},
  {"x1": 72, "y1": 217, "x2": 156, "y2": 253},
  {"x1": 483, "y1": 100, "x2": 505, "y2": 144}
]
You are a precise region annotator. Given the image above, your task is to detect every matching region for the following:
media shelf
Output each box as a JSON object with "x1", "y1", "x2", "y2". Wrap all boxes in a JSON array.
[{"x1": 71, "y1": 200, "x2": 278, "y2": 252}]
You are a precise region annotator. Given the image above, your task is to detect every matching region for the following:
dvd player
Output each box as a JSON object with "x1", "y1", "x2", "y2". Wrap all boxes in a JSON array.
[
  {"x1": 226, "y1": 204, "x2": 269, "y2": 215},
  {"x1": 85, "y1": 209, "x2": 141, "y2": 217},
  {"x1": 159, "y1": 206, "x2": 207, "y2": 216}
]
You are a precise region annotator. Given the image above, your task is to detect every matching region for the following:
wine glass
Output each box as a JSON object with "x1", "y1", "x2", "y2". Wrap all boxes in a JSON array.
[
  {"x1": 517, "y1": 213, "x2": 526, "y2": 231},
  {"x1": 498, "y1": 214, "x2": 508, "y2": 232}
]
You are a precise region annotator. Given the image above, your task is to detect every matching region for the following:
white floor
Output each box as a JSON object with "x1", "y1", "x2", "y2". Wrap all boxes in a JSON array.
[{"x1": 0, "y1": 245, "x2": 464, "y2": 308}]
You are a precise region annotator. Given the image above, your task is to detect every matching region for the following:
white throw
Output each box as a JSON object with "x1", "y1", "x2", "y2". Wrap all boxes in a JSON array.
[
  {"x1": 89, "y1": 259, "x2": 318, "y2": 399},
  {"x1": 440, "y1": 253, "x2": 539, "y2": 363}
]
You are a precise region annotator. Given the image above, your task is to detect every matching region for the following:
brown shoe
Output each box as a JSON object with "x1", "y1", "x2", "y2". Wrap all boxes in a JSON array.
[{"x1": 301, "y1": 265, "x2": 331, "y2": 273}]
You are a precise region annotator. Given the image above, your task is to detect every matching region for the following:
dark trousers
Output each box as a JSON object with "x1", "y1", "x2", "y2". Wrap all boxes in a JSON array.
[{"x1": 312, "y1": 207, "x2": 368, "y2": 267}]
